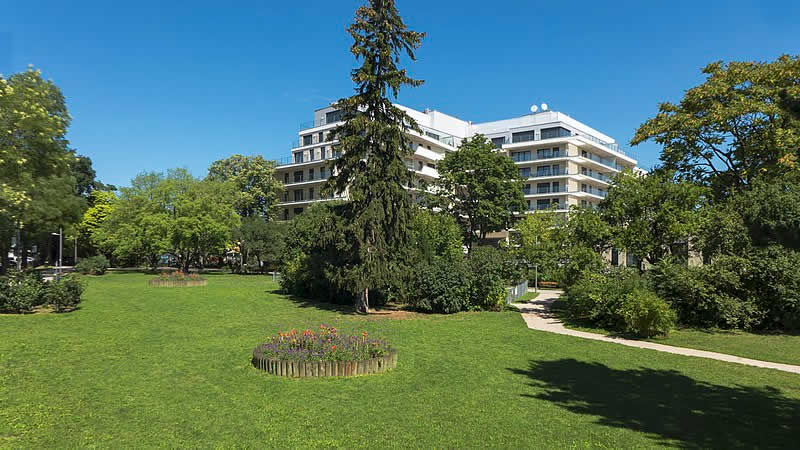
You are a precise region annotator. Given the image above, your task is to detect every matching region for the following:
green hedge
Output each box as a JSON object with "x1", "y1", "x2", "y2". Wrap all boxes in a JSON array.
[{"x1": 0, "y1": 271, "x2": 84, "y2": 314}]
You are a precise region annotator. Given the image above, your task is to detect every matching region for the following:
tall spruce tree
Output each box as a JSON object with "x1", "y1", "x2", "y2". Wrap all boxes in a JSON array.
[{"x1": 325, "y1": 0, "x2": 424, "y2": 313}]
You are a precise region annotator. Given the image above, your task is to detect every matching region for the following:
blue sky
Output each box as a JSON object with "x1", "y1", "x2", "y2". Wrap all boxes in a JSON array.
[{"x1": 2, "y1": 0, "x2": 798, "y2": 187}]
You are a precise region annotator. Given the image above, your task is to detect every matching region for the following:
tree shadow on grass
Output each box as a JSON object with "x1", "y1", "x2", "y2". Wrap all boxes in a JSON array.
[
  {"x1": 266, "y1": 288, "x2": 355, "y2": 314},
  {"x1": 509, "y1": 359, "x2": 800, "y2": 449}
]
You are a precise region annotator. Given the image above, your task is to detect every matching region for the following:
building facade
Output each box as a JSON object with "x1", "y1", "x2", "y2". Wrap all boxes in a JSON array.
[{"x1": 274, "y1": 104, "x2": 638, "y2": 220}]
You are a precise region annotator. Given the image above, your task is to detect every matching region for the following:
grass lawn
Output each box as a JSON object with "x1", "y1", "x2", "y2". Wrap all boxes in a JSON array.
[
  {"x1": 513, "y1": 291, "x2": 539, "y2": 303},
  {"x1": 2, "y1": 273, "x2": 799, "y2": 447},
  {"x1": 551, "y1": 300, "x2": 800, "y2": 367}
]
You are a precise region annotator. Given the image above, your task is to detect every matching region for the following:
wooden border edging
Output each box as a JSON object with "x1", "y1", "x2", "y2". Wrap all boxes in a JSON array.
[
  {"x1": 251, "y1": 348, "x2": 397, "y2": 377},
  {"x1": 148, "y1": 279, "x2": 208, "y2": 287}
]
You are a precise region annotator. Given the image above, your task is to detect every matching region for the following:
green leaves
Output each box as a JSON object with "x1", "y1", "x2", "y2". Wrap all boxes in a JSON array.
[
  {"x1": 433, "y1": 134, "x2": 525, "y2": 249},
  {"x1": 207, "y1": 154, "x2": 282, "y2": 218},
  {"x1": 632, "y1": 55, "x2": 800, "y2": 199}
]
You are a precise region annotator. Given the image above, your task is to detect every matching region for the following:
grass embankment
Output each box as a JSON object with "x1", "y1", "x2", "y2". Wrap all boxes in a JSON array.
[{"x1": 1, "y1": 273, "x2": 798, "y2": 447}]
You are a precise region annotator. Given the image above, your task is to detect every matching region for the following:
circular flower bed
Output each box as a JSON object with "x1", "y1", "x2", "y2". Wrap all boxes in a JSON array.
[
  {"x1": 252, "y1": 325, "x2": 397, "y2": 377},
  {"x1": 148, "y1": 271, "x2": 207, "y2": 287}
]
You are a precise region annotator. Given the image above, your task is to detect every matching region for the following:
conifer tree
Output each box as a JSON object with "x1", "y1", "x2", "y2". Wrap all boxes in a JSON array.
[{"x1": 326, "y1": 0, "x2": 424, "y2": 313}]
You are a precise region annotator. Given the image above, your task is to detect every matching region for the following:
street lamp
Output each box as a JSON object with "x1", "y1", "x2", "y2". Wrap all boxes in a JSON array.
[{"x1": 51, "y1": 228, "x2": 62, "y2": 276}]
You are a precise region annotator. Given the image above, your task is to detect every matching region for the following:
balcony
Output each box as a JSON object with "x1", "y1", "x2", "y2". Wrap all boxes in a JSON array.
[
  {"x1": 275, "y1": 153, "x2": 339, "y2": 167},
  {"x1": 283, "y1": 175, "x2": 330, "y2": 186}
]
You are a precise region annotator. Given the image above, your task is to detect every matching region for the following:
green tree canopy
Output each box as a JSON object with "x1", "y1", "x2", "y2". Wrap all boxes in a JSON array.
[
  {"x1": 432, "y1": 134, "x2": 525, "y2": 251},
  {"x1": 603, "y1": 170, "x2": 708, "y2": 267},
  {"x1": 97, "y1": 170, "x2": 239, "y2": 271},
  {"x1": 207, "y1": 154, "x2": 282, "y2": 218},
  {"x1": 632, "y1": 55, "x2": 800, "y2": 199},
  {"x1": 324, "y1": 0, "x2": 425, "y2": 313}
]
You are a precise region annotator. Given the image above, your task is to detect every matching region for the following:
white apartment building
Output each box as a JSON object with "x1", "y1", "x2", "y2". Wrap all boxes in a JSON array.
[{"x1": 274, "y1": 104, "x2": 637, "y2": 220}]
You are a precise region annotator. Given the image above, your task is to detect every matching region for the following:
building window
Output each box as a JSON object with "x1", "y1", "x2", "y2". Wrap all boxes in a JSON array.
[
  {"x1": 536, "y1": 199, "x2": 551, "y2": 210},
  {"x1": 283, "y1": 209, "x2": 289, "y2": 220},
  {"x1": 512, "y1": 130, "x2": 535, "y2": 143},
  {"x1": 294, "y1": 152, "x2": 304, "y2": 164},
  {"x1": 284, "y1": 173, "x2": 289, "y2": 184},
  {"x1": 294, "y1": 190, "x2": 304, "y2": 202},
  {"x1": 581, "y1": 183, "x2": 587, "y2": 192},
  {"x1": 537, "y1": 148, "x2": 553, "y2": 159},
  {"x1": 308, "y1": 188, "x2": 314, "y2": 199},
  {"x1": 309, "y1": 168, "x2": 314, "y2": 180},
  {"x1": 523, "y1": 184, "x2": 531, "y2": 195},
  {"x1": 512, "y1": 151, "x2": 531, "y2": 162},
  {"x1": 540, "y1": 127, "x2": 571, "y2": 139},
  {"x1": 293, "y1": 171, "x2": 304, "y2": 183},
  {"x1": 537, "y1": 183, "x2": 550, "y2": 194},
  {"x1": 520, "y1": 167, "x2": 531, "y2": 178},
  {"x1": 325, "y1": 110, "x2": 342, "y2": 124},
  {"x1": 320, "y1": 167, "x2": 327, "y2": 179},
  {"x1": 611, "y1": 248, "x2": 619, "y2": 266},
  {"x1": 580, "y1": 199, "x2": 588, "y2": 208},
  {"x1": 491, "y1": 137, "x2": 506, "y2": 148},
  {"x1": 552, "y1": 164, "x2": 561, "y2": 175},
  {"x1": 536, "y1": 166, "x2": 551, "y2": 177},
  {"x1": 302, "y1": 135, "x2": 313, "y2": 146},
  {"x1": 293, "y1": 207, "x2": 304, "y2": 216},
  {"x1": 552, "y1": 147, "x2": 562, "y2": 157},
  {"x1": 551, "y1": 181, "x2": 559, "y2": 192}
]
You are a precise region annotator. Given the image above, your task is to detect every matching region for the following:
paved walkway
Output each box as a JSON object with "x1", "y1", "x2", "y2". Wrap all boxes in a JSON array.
[{"x1": 513, "y1": 290, "x2": 800, "y2": 375}]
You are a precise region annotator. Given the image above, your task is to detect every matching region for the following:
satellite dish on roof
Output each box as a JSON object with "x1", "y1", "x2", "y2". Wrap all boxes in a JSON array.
[
  {"x1": 530, "y1": 104, "x2": 539, "y2": 113},
  {"x1": 541, "y1": 103, "x2": 549, "y2": 111}
]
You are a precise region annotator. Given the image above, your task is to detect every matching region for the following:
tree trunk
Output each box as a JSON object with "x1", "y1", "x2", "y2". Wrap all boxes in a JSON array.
[{"x1": 356, "y1": 287, "x2": 369, "y2": 314}]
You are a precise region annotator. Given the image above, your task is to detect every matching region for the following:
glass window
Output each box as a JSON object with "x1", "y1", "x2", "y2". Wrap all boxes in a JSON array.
[
  {"x1": 537, "y1": 183, "x2": 550, "y2": 194},
  {"x1": 491, "y1": 137, "x2": 506, "y2": 148},
  {"x1": 293, "y1": 171, "x2": 304, "y2": 183},
  {"x1": 540, "y1": 127, "x2": 571, "y2": 139},
  {"x1": 302, "y1": 135, "x2": 313, "y2": 146},
  {"x1": 520, "y1": 167, "x2": 531, "y2": 178},
  {"x1": 512, "y1": 130, "x2": 535, "y2": 143},
  {"x1": 325, "y1": 110, "x2": 342, "y2": 124},
  {"x1": 552, "y1": 181, "x2": 559, "y2": 192},
  {"x1": 536, "y1": 199, "x2": 551, "y2": 210},
  {"x1": 536, "y1": 166, "x2": 551, "y2": 177},
  {"x1": 537, "y1": 148, "x2": 552, "y2": 159},
  {"x1": 309, "y1": 168, "x2": 314, "y2": 180},
  {"x1": 294, "y1": 190, "x2": 304, "y2": 201},
  {"x1": 294, "y1": 152, "x2": 304, "y2": 164},
  {"x1": 552, "y1": 164, "x2": 561, "y2": 175},
  {"x1": 308, "y1": 188, "x2": 314, "y2": 199}
]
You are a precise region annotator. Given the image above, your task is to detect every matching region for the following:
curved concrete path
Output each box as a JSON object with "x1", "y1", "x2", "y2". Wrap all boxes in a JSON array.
[{"x1": 513, "y1": 290, "x2": 800, "y2": 375}]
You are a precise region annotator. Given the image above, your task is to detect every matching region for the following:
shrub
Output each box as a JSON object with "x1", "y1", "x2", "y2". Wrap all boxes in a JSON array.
[
  {"x1": 619, "y1": 288, "x2": 676, "y2": 337},
  {"x1": 411, "y1": 258, "x2": 470, "y2": 313},
  {"x1": 649, "y1": 258, "x2": 761, "y2": 329},
  {"x1": 468, "y1": 246, "x2": 519, "y2": 311},
  {"x1": 0, "y1": 271, "x2": 46, "y2": 313},
  {"x1": 565, "y1": 268, "x2": 649, "y2": 330},
  {"x1": 44, "y1": 275, "x2": 85, "y2": 312},
  {"x1": 75, "y1": 255, "x2": 110, "y2": 275}
]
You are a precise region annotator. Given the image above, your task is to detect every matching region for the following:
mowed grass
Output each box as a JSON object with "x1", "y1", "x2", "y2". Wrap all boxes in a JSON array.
[
  {"x1": 551, "y1": 301, "x2": 800, "y2": 366},
  {"x1": 1, "y1": 273, "x2": 799, "y2": 448}
]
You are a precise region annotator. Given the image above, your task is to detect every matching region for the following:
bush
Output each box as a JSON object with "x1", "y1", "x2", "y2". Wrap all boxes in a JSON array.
[
  {"x1": 649, "y1": 258, "x2": 761, "y2": 329},
  {"x1": 468, "y1": 246, "x2": 519, "y2": 311},
  {"x1": 0, "y1": 271, "x2": 46, "y2": 313},
  {"x1": 75, "y1": 255, "x2": 110, "y2": 275},
  {"x1": 565, "y1": 268, "x2": 650, "y2": 330},
  {"x1": 411, "y1": 258, "x2": 470, "y2": 313},
  {"x1": 619, "y1": 288, "x2": 676, "y2": 337},
  {"x1": 44, "y1": 275, "x2": 85, "y2": 312}
]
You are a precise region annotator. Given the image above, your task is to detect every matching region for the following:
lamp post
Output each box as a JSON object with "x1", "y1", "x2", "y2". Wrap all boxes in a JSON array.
[{"x1": 51, "y1": 228, "x2": 62, "y2": 276}]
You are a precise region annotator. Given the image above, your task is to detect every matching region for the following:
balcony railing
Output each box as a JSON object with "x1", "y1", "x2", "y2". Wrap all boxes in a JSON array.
[
  {"x1": 275, "y1": 153, "x2": 340, "y2": 167},
  {"x1": 283, "y1": 175, "x2": 331, "y2": 186},
  {"x1": 530, "y1": 203, "x2": 566, "y2": 211}
]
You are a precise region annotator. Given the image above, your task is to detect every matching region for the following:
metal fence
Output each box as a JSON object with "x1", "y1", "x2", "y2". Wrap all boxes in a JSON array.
[{"x1": 505, "y1": 280, "x2": 529, "y2": 303}]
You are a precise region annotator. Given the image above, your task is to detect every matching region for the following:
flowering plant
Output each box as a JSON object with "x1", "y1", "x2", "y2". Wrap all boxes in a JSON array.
[
  {"x1": 255, "y1": 324, "x2": 391, "y2": 361},
  {"x1": 158, "y1": 271, "x2": 202, "y2": 281}
]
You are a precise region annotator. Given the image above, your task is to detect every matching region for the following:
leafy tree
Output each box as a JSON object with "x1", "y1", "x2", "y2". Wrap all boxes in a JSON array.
[
  {"x1": 324, "y1": 0, "x2": 425, "y2": 313},
  {"x1": 77, "y1": 190, "x2": 117, "y2": 256},
  {"x1": 207, "y1": 154, "x2": 282, "y2": 218},
  {"x1": 603, "y1": 170, "x2": 708, "y2": 267},
  {"x1": 0, "y1": 67, "x2": 75, "y2": 269},
  {"x1": 408, "y1": 210, "x2": 463, "y2": 265},
  {"x1": 632, "y1": 55, "x2": 800, "y2": 198},
  {"x1": 70, "y1": 154, "x2": 115, "y2": 198},
  {"x1": 511, "y1": 209, "x2": 563, "y2": 282},
  {"x1": 232, "y1": 217, "x2": 288, "y2": 273},
  {"x1": 96, "y1": 170, "x2": 239, "y2": 271},
  {"x1": 432, "y1": 134, "x2": 525, "y2": 252}
]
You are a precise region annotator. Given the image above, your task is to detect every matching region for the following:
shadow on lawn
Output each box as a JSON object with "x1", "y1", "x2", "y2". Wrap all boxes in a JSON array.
[
  {"x1": 267, "y1": 288, "x2": 355, "y2": 314},
  {"x1": 510, "y1": 359, "x2": 800, "y2": 448}
]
